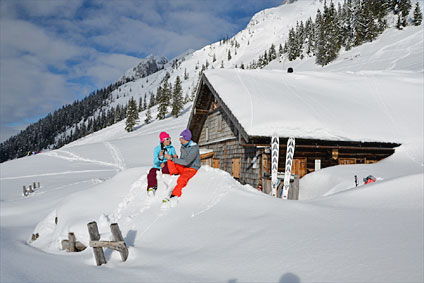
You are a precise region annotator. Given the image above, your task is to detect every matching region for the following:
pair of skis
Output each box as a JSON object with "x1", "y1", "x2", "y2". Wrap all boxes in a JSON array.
[{"x1": 271, "y1": 136, "x2": 295, "y2": 200}]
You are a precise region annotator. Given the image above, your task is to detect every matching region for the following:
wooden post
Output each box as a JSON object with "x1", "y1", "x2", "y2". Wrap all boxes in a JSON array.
[
  {"x1": 258, "y1": 152, "x2": 263, "y2": 188},
  {"x1": 61, "y1": 236, "x2": 86, "y2": 252},
  {"x1": 288, "y1": 175, "x2": 300, "y2": 200},
  {"x1": 68, "y1": 232, "x2": 76, "y2": 252},
  {"x1": 29, "y1": 185, "x2": 33, "y2": 193},
  {"x1": 110, "y1": 223, "x2": 128, "y2": 262},
  {"x1": 87, "y1": 222, "x2": 106, "y2": 266},
  {"x1": 33, "y1": 182, "x2": 37, "y2": 189},
  {"x1": 38, "y1": 182, "x2": 40, "y2": 188},
  {"x1": 23, "y1": 186, "x2": 28, "y2": 196}
]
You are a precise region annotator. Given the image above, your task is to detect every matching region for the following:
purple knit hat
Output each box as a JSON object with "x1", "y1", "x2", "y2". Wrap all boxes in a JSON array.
[{"x1": 179, "y1": 129, "x2": 192, "y2": 141}]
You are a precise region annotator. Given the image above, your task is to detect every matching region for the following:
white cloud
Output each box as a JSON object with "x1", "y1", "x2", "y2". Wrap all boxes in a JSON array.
[{"x1": 0, "y1": 0, "x2": 282, "y2": 142}]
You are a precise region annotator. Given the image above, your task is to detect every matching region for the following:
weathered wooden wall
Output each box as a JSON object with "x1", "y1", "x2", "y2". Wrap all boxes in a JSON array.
[
  {"x1": 198, "y1": 108, "x2": 235, "y2": 144},
  {"x1": 197, "y1": 107, "x2": 261, "y2": 188}
]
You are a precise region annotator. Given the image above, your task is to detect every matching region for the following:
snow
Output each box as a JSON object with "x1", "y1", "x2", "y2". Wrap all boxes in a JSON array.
[
  {"x1": 205, "y1": 69, "x2": 423, "y2": 143},
  {"x1": 1, "y1": 1, "x2": 424, "y2": 282}
]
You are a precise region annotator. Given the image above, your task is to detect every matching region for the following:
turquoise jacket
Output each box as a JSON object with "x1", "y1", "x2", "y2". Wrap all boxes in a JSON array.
[{"x1": 153, "y1": 143, "x2": 177, "y2": 169}]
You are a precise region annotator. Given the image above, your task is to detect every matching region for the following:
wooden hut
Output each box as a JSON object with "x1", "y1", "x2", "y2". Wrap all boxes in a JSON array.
[{"x1": 188, "y1": 69, "x2": 402, "y2": 198}]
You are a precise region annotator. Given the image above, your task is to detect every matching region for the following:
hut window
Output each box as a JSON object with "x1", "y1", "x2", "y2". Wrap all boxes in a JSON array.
[
  {"x1": 332, "y1": 149, "x2": 339, "y2": 160},
  {"x1": 217, "y1": 115, "x2": 223, "y2": 132},
  {"x1": 339, "y1": 158, "x2": 356, "y2": 165}
]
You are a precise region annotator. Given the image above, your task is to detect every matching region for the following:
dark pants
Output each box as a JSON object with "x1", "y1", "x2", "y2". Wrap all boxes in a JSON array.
[{"x1": 147, "y1": 162, "x2": 170, "y2": 190}]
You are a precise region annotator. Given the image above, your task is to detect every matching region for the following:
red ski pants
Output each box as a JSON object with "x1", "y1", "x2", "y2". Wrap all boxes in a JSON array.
[{"x1": 167, "y1": 161, "x2": 197, "y2": 197}]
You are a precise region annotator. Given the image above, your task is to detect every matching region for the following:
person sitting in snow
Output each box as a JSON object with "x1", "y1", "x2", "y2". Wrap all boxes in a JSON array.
[
  {"x1": 363, "y1": 175, "x2": 376, "y2": 185},
  {"x1": 146, "y1": 131, "x2": 178, "y2": 195},
  {"x1": 163, "y1": 129, "x2": 201, "y2": 202}
]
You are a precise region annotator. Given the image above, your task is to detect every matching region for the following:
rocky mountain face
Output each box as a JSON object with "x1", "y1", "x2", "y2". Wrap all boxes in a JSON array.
[{"x1": 120, "y1": 55, "x2": 168, "y2": 83}]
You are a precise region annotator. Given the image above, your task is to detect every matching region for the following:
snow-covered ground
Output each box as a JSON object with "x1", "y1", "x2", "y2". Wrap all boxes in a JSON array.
[{"x1": 1, "y1": 1, "x2": 423, "y2": 282}]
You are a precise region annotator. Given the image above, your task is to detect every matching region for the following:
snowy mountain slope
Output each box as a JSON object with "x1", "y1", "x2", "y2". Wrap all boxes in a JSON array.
[
  {"x1": 120, "y1": 55, "x2": 168, "y2": 83},
  {"x1": 1, "y1": 1, "x2": 424, "y2": 282},
  {"x1": 267, "y1": 25, "x2": 424, "y2": 72}
]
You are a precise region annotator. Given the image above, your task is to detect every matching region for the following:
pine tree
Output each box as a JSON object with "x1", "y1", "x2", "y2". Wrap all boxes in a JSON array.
[
  {"x1": 287, "y1": 27, "x2": 298, "y2": 61},
  {"x1": 138, "y1": 97, "x2": 143, "y2": 112},
  {"x1": 184, "y1": 68, "x2": 189, "y2": 80},
  {"x1": 413, "y1": 2, "x2": 423, "y2": 26},
  {"x1": 296, "y1": 21, "x2": 306, "y2": 58},
  {"x1": 391, "y1": 0, "x2": 400, "y2": 14},
  {"x1": 269, "y1": 44, "x2": 277, "y2": 61},
  {"x1": 155, "y1": 86, "x2": 162, "y2": 106},
  {"x1": 184, "y1": 91, "x2": 190, "y2": 104},
  {"x1": 149, "y1": 92, "x2": 155, "y2": 107},
  {"x1": 278, "y1": 43, "x2": 284, "y2": 58},
  {"x1": 143, "y1": 94, "x2": 147, "y2": 110},
  {"x1": 341, "y1": 0, "x2": 355, "y2": 51},
  {"x1": 305, "y1": 17, "x2": 315, "y2": 55},
  {"x1": 156, "y1": 80, "x2": 170, "y2": 120},
  {"x1": 220, "y1": 60, "x2": 224, "y2": 68},
  {"x1": 125, "y1": 97, "x2": 139, "y2": 132},
  {"x1": 314, "y1": 9, "x2": 327, "y2": 66},
  {"x1": 362, "y1": 0, "x2": 379, "y2": 42},
  {"x1": 115, "y1": 105, "x2": 121, "y2": 123},
  {"x1": 227, "y1": 50, "x2": 232, "y2": 61},
  {"x1": 171, "y1": 76, "x2": 184, "y2": 118},
  {"x1": 213, "y1": 53, "x2": 216, "y2": 62},
  {"x1": 144, "y1": 105, "x2": 152, "y2": 124},
  {"x1": 353, "y1": 0, "x2": 367, "y2": 46},
  {"x1": 396, "y1": 14, "x2": 403, "y2": 29},
  {"x1": 399, "y1": 0, "x2": 412, "y2": 27}
]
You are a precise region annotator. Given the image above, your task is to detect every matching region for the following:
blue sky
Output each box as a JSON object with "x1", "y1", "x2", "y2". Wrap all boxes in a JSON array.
[{"x1": 0, "y1": 0, "x2": 282, "y2": 142}]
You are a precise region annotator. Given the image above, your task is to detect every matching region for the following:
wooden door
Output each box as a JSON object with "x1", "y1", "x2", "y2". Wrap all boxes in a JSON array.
[
  {"x1": 213, "y1": 159, "x2": 220, "y2": 169},
  {"x1": 292, "y1": 158, "x2": 307, "y2": 178},
  {"x1": 232, "y1": 158, "x2": 241, "y2": 178},
  {"x1": 339, "y1": 158, "x2": 356, "y2": 165}
]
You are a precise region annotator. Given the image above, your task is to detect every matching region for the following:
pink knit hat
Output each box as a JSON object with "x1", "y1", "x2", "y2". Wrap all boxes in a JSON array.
[{"x1": 159, "y1": 132, "x2": 170, "y2": 143}]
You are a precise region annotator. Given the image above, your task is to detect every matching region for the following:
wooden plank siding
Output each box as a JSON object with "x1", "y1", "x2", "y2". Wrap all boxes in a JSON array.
[
  {"x1": 198, "y1": 108, "x2": 235, "y2": 145},
  {"x1": 197, "y1": 105, "x2": 262, "y2": 187}
]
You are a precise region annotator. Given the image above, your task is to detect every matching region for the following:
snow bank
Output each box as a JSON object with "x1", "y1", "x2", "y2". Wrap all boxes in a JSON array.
[{"x1": 24, "y1": 164, "x2": 424, "y2": 282}]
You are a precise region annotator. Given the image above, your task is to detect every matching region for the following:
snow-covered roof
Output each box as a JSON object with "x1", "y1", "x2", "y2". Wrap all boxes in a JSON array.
[{"x1": 203, "y1": 69, "x2": 423, "y2": 143}]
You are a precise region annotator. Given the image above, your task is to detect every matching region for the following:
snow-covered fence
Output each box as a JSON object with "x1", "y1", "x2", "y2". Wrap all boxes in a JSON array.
[
  {"x1": 61, "y1": 232, "x2": 86, "y2": 252},
  {"x1": 87, "y1": 221, "x2": 128, "y2": 266},
  {"x1": 22, "y1": 182, "x2": 40, "y2": 196}
]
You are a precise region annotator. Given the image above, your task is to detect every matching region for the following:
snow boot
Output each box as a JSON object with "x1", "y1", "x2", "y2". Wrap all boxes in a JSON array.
[
  {"x1": 162, "y1": 194, "x2": 179, "y2": 207},
  {"x1": 162, "y1": 194, "x2": 176, "y2": 203},
  {"x1": 147, "y1": 186, "x2": 157, "y2": 197}
]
